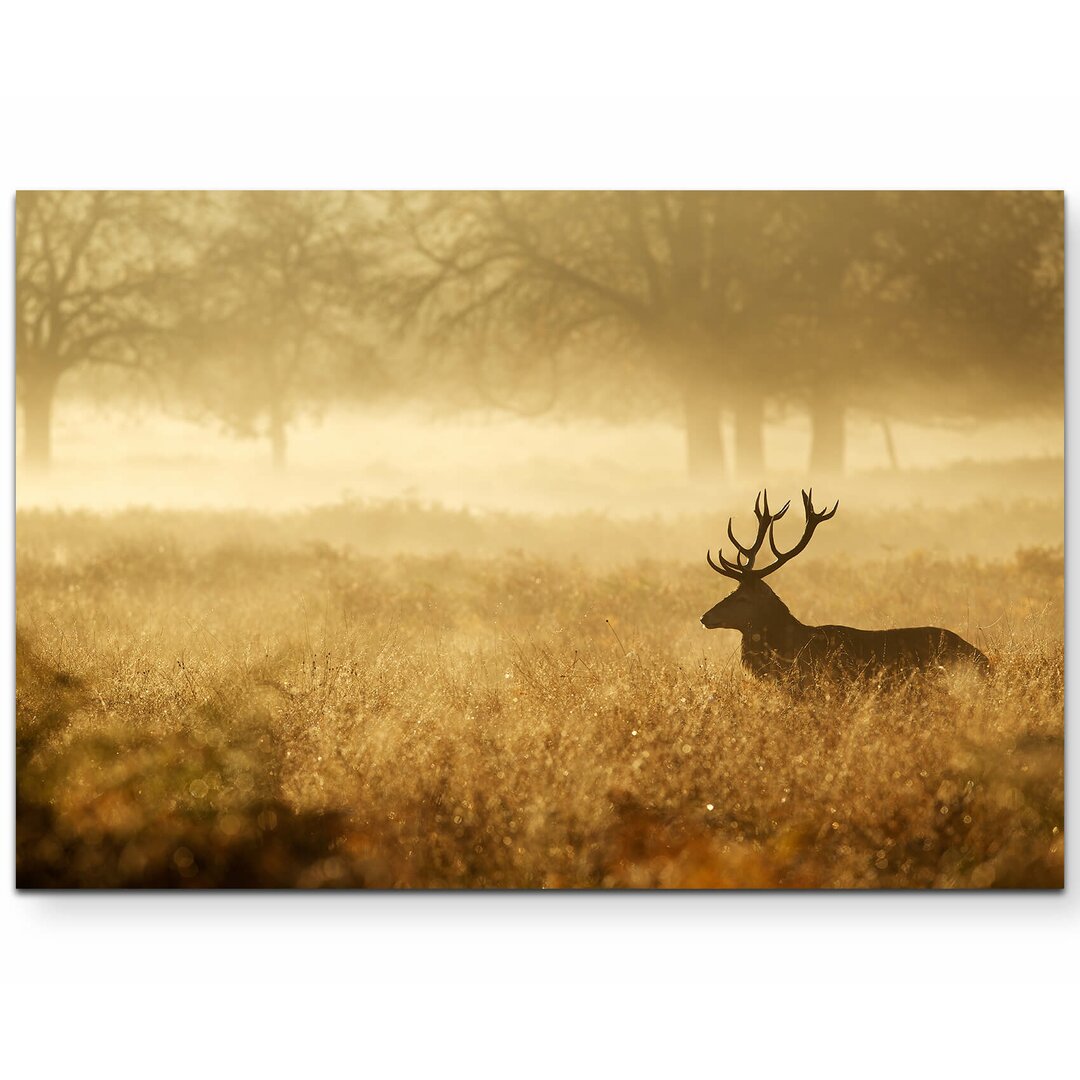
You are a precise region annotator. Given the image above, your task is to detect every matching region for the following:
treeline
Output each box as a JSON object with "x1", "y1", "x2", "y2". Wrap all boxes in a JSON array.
[{"x1": 15, "y1": 191, "x2": 1063, "y2": 476}]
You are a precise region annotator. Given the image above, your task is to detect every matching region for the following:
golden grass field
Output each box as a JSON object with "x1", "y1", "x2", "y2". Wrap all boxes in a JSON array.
[{"x1": 15, "y1": 500, "x2": 1064, "y2": 888}]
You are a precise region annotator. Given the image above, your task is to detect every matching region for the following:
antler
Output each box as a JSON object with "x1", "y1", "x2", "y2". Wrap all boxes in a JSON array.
[
  {"x1": 706, "y1": 490, "x2": 791, "y2": 581},
  {"x1": 707, "y1": 489, "x2": 837, "y2": 581},
  {"x1": 756, "y1": 488, "x2": 838, "y2": 578}
]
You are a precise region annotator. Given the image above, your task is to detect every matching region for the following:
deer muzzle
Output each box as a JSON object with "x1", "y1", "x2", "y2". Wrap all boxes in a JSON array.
[{"x1": 700, "y1": 603, "x2": 731, "y2": 630}]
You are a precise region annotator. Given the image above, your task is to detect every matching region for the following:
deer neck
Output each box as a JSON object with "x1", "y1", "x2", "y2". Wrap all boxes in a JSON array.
[
  {"x1": 740, "y1": 598, "x2": 808, "y2": 673},
  {"x1": 744, "y1": 590, "x2": 804, "y2": 644}
]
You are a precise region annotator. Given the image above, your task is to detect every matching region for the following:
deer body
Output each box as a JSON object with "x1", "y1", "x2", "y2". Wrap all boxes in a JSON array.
[
  {"x1": 701, "y1": 492, "x2": 988, "y2": 679},
  {"x1": 702, "y1": 578, "x2": 988, "y2": 678}
]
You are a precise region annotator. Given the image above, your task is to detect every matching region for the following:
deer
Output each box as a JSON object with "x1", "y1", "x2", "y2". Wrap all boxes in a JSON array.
[{"x1": 701, "y1": 490, "x2": 989, "y2": 679}]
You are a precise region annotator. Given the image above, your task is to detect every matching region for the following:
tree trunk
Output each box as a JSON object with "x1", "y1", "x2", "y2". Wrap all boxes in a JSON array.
[
  {"x1": 269, "y1": 410, "x2": 287, "y2": 471},
  {"x1": 809, "y1": 389, "x2": 845, "y2": 476},
  {"x1": 880, "y1": 417, "x2": 899, "y2": 470},
  {"x1": 732, "y1": 389, "x2": 765, "y2": 479},
  {"x1": 22, "y1": 373, "x2": 59, "y2": 471},
  {"x1": 683, "y1": 385, "x2": 724, "y2": 480}
]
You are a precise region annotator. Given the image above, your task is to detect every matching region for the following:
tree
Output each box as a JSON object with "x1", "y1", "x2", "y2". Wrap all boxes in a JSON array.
[
  {"x1": 757, "y1": 191, "x2": 914, "y2": 476},
  {"x1": 389, "y1": 191, "x2": 790, "y2": 480},
  {"x1": 765, "y1": 191, "x2": 1063, "y2": 474},
  {"x1": 15, "y1": 191, "x2": 182, "y2": 469},
  {"x1": 902, "y1": 191, "x2": 1063, "y2": 419},
  {"x1": 695, "y1": 192, "x2": 795, "y2": 475},
  {"x1": 177, "y1": 192, "x2": 378, "y2": 469}
]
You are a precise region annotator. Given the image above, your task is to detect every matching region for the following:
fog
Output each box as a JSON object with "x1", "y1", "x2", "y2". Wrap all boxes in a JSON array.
[
  {"x1": 15, "y1": 401, "x2": 1064, "y2": 517},
  {"x1": 15, "y1": 190, "x2": 1065, "y2": 893},
  {"x1": 16, "y1": 190, "x2": 1064, "y2": 553}
]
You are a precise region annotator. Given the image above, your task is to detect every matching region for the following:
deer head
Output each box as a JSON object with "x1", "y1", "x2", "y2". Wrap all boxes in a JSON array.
[{"x1": 700, "y1": 489, "x2": 838, "y2": 631}]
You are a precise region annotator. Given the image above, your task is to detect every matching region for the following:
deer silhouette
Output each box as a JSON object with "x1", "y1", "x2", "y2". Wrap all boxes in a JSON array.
[{"x1": 701, "y1": 490, "x2": 988, "y2": 678}]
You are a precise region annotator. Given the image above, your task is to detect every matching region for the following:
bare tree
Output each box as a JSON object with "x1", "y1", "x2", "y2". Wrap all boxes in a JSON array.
[
  {"x1": 177, "y1": 191, "x2": 377, "y2": 469},
  {"x1": 15, "y1": 191, "x2": 183, "y2": 469}
]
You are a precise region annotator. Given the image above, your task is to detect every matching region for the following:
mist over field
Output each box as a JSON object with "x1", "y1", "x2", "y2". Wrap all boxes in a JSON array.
[
  {"x1": 15, "y1": 399, "x2": 1064, "y2": 518},
  {"x1": 15, "y1": 190, "x2": 1063, "y2": 888}
]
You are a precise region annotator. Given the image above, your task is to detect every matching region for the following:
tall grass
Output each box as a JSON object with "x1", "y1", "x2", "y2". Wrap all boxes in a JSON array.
[{"x1": 16, "y1": 506, "x2": 1063, "y2": 888}]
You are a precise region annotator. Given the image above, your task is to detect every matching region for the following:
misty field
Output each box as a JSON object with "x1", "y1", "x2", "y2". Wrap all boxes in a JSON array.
[{"x1": 16, "y1": 500, "x2": 1063, "y2": 888}]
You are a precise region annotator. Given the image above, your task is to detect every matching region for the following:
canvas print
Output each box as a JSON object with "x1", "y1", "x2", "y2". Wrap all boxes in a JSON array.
[{"x1": 14, "y1": 191, "x2": 1063, "y2": 888}]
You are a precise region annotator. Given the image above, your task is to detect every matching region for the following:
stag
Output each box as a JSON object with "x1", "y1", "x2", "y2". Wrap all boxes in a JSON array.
[{"x1": 701, "y1": 491, "x2": 988, "y2": 678}]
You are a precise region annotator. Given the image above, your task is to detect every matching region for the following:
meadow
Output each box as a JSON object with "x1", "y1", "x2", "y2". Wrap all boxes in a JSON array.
[{"x1": 15, "y1": 497, "x2": 1064, "y2": 888}]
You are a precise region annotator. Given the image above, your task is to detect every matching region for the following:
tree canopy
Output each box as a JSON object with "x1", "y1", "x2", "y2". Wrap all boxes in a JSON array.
[{"x1": 16, "y1": 189, "x2": 1063, "y2": 478}]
